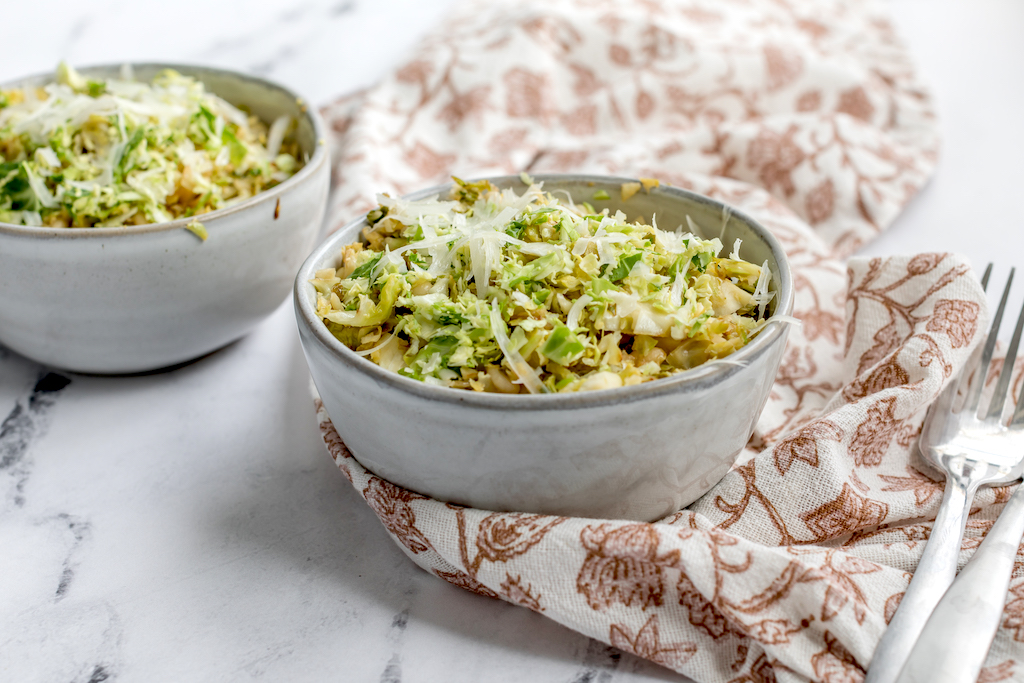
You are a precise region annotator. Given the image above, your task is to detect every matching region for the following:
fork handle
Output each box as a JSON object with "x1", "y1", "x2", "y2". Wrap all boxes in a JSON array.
[
  {"x1": 894, "y1": 483, "x2": 1024, "y2": 683},
  {"x1": 864, "y1": 476, "x2": 975, "y2": 683}
]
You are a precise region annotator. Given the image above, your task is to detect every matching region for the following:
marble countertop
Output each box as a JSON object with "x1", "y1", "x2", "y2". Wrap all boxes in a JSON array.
[{"x1": 2, "y1": 0, "x2": 1022, "y2": 681}]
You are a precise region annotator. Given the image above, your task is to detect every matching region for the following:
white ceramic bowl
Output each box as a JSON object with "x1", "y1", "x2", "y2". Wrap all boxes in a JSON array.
[
  {"x1": 296, "y1": 175, "x2": 792, "y2": 521},
  {"x1": 0, "y1": 64, "x2": 330, "y2": 373}
]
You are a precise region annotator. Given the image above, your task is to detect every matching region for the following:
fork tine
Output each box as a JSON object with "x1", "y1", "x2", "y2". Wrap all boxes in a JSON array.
[
  {"x1": 1011, "y1": 364, "x2": 1024, "y2": 426},
  {"x1": 949, "y1": 263, "x2": 996, "y2": 410},
  {"x1": 965, "y1": 268, "x2": 1014, "y2": 417},
  {"x1": 987, "y1": 291, "x2": 1024, "y2": 421}
]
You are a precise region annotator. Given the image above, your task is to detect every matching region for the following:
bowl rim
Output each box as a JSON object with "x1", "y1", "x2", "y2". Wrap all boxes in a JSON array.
[
  {"x1": 295, "y1": 173, "x2": 794, "y2": 411},
  {"x1": 0, "y1": 61, "x2": 329, "y2": 239}
]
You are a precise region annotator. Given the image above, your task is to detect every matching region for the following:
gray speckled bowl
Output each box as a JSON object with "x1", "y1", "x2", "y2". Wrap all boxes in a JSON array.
[
  {"x1": 0, "y1": 64, "x2": 330, "y2": 373},
  {"x1": 295, "y1": 175, "x2": 792, "y2": 521}
]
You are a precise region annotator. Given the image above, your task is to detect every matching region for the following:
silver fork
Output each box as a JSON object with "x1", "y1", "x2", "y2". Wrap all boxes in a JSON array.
[
  {"x1": 866, "y1": 265, "x2": 1024, "y2": 683},
  {"x1": 893, "y1": 271, "x2": 1024, "y2": 682}
]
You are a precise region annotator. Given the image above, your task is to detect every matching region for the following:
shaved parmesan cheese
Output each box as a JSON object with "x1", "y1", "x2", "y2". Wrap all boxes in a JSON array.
[
  {"x1": 23, "y1": 164, "x2": 57, "y2": 208},
  {"x1": 490, "y1": 302, "x2": 546, "y2": 394},
  {"x1": 751, "y1": 259, "x2": 775, "y2": 319},
  {"x1": 266, "y1": 115, "x2": 291, "y2": 159},
  {"x1": 34, "y1": 147, "x2": 60, "y2": 169},
  {"x1": 566, "y1": 294, "x2": 592, "y2": 331},
  {"x1": 355, "y1": 333, "x2": 395, "y2": 357}
]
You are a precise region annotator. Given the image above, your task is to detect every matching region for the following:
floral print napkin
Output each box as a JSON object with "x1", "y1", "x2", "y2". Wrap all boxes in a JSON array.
[{"x1": 314, "y1": 0, "x2": 1017, "y2": 680}]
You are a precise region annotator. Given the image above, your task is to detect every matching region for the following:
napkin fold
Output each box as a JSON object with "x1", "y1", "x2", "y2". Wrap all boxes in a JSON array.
[{"x1": 316, "y1": 0, "x2": 1021, "y2": 680}]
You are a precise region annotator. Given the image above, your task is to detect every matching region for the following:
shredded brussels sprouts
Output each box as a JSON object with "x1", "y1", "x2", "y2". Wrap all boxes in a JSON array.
[
  {"x1": 313, "y1": 179, "x2": 776, "y2": 394},
  {"x1": 0, "y1": 63, "x2": 302, "y2": 228}
]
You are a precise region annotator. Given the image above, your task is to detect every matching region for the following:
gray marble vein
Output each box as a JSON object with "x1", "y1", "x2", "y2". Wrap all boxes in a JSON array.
[{"x1": 1, "y1": 370, "x2": 72, "y2": 508}]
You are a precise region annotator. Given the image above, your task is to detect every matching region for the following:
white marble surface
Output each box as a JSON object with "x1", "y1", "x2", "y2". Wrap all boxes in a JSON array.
[{"x1": 1, "y1": 1, "x2": 1022, "y2": 681}]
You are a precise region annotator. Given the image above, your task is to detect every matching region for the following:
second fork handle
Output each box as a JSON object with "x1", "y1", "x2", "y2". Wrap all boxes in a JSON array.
[
  {"x1": 894, "y1": 482, "x2": 1024, "y2": 682},
  {"x1": 864, "y1": 475, "x2": 976, "y2": 683}
]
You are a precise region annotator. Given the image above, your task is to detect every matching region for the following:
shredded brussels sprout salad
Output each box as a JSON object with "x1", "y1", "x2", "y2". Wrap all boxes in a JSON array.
[
  {"x1": 0, "y1": 63, "x2": 302, "y2": 229},
  {"x1": 312, "y1": 178, "x2": 779, "y2": 394}
]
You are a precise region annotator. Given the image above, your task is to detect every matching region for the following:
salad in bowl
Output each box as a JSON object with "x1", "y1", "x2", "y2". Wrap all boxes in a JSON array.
[
  {"x1": 0, "y1": 63, "x2": 302, "y2": 234},
  {"x1": 311, "y1": 177, "x2": 777, "y2": 394}
]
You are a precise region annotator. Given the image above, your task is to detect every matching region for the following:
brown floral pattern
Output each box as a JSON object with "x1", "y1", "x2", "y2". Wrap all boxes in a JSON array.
[
  {"x1": 476, "y1": 513, "x2": 565, "y2": 563},
  {"x1": 1003, "y1": 582, "x2": 1024, "y2": 642},
  {"x1": 310, "y1": 0, "x2": 1024, "y2": 680},
  {"x1": 500, "y1": 574, "x2": 543, "y2": 612},
  {"x1": 577, "y1": 523, "x2": 679, "y2": 610},
  {"x1": 435, "y1": 568, "x2": 500, "y2": 599},
  {"x1": 836, "y1": 86, "x2": 875, "y2": 122},
  {"x1": 978, "y1": 661, "x2": 1017, "y2": 683},
  {"x1": 729, "y1": 653, "x2": 778, "y2": 683},
  {"x1": 879, "y1": 467, "x2": 943, "y2": 507},
  {"x1": 849, "y1": 396, "x2": 901, "y2": 467},
  {"x1": 362, "y1": 477, "x2": 432, "y2": 555},
  {"x1": 811, "y1": 631, "x2": 864, "y2": 682},
  {"x1": 804, "y1": 179, "x2": 835, "y2": 225},
  {"x1": 816, "y1": 553, "x2": 881, "y2": 624},
  {"x1": 801, "y1": 484, "x2": 888, "y2": 542},
  {"x1": 678, "y1": 572, "x2": 740, "y2": 640},
  {"x1": 927, "y1": 299, "x2": 981, "y2": 349},
  {"x1": 842, "y1": 357, "x2": 910, "y2": 402},
  {"x1": 610, "y1": 615, "x2": 698, "y2": 669},
  {"x1": 773, "y1": 420, "x2": 844, "y2": 476},
  {"x1": 747, "y1": 126, "x2": 806, "y2": 198},
  {"x1": 883, "y1": 592, "x2": 903, "y2": 625},
  {"x1": 503, "y1": 68, "x2": 554, "y2": 121}
]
